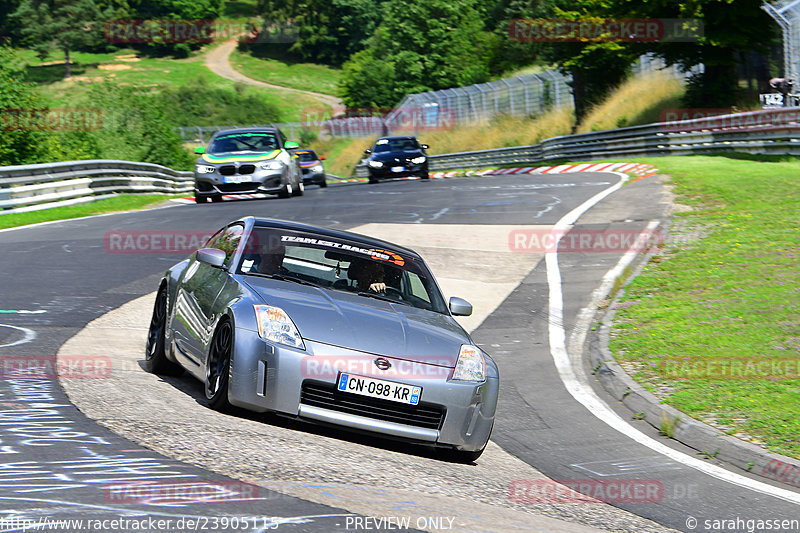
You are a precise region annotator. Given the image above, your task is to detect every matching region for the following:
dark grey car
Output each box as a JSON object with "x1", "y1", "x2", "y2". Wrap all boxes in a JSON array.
[
  {"x1": 145, "y1": 217, "x2": 498, "y2": 462},
  {"x1": 193, "y1": 127, "x2": 303, "y2": 203}
]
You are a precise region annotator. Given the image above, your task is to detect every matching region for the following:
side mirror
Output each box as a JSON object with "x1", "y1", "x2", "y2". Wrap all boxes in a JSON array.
[
  {"x1": 194, "y1": 146, "x2": 205, "y2": 154},
  {"x1": 449, "y1": 297, "x2": 472, "y2": 317},
  {"x1": 196, "y1": 248, "x2": 227, "y2": 268},
  {"x1": 319, "y1": 155, "x2": 327, "y2": 160},
  {"x1": 421, "y1": 144, "x2": 429, "y2": 150},
  {"x1": 284, "y1": 141, "x2": 300, "y2": 149},
  {"x1": 363, "y1": 149, "x2": 372, "y2": 154}
]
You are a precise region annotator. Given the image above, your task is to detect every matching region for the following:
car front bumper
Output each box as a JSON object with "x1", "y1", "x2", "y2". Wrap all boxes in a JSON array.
[
  {"x1": 367, "y1": 163, "x2": 428, "y2": 180},
  {"x1": 227, "y1": 333, "x2": 497, "y2": 452},
  {"x1": 194, "y1": 168, "x2": 286, "y2": 195},
  {"x1": 301, "y1": 168, "x2": 326, "y2": 184}
]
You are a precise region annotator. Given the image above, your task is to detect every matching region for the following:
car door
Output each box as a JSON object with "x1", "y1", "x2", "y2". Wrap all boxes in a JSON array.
[{"x1": 172, "y1": 224, "x2": 244, "y2": 373}]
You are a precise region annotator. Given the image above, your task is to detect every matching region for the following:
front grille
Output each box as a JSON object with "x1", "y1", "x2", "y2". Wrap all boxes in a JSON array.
[
  {"x1": 219, "y1": 165, "x2": 236, "y2": 176},
  {"x1": 218, "y1": 183, "x2": 258, "y2": 193},
  {"x1": 238, "y1": 164, "x2": 255, "y2": 174},
  {"x1": 300, "y1": 381, "x2": 445, "y2": 430}
]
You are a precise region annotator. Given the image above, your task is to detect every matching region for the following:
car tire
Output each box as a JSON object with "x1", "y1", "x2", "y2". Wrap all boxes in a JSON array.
[
  {"x1": 194, "y1": 194, "x2": 207, "y2": 204},
  {"x1": 368, "y1": 176, "x2": 379, "y2": 184},
  {"x1": 205, "y1": 319, "x2": 233, "y2": 412},
  {"x1": 420, "y1": 173, "x2": 430, "y2": 180},
  {"x1": 144, "y1": 286, "x2": 183, "y2": 376},
  {"x1": 292, "y1": 181, "x2": 304, "y2": 196},
  {"x1": 319, "y1": 179, "x2": 327, "y2": 188},
  {"x1": 211, "y1": 194, "x2": 223, "y2": 203},
  {"x1": 278, "y1": 182, "x2": 292, "y2": 198},
  {"x1": 436, "y1": 443, "x2": 487, "y2": 464}
]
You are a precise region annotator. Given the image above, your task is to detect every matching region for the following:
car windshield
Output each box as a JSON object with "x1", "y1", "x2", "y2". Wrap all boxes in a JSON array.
[
  {"x1": 237, "y1": 227, "x2": 448, "y2": 314},
  {"x1": 372, "y1": 138, "x2": 419, "y2": 153},
  {"x1": 209, "y1": 133, "x2": 278, "y2": 154},
  {"x1": 294, "y1": 150, "x2": 318, "y2": 162}
]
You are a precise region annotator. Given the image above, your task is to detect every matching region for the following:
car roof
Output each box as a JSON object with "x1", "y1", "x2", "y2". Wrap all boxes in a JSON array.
[
  {"x1": 249, "y1": 217, "x2": 422, "y2": 259},
  {"x1": 210, "y1": 127, "x2": 280, "y2": 138},
  {"x1": 375, "y1": 135, "x2": 418, "y2": 142}
]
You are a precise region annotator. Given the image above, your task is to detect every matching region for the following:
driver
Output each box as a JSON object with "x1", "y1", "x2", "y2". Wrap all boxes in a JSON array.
[
  {"x1": 255, "y1": 243, "x2": 287, "y2": 275},
  {"x1": 350, "y1": 259, "x2": 386, "y2": 293}
]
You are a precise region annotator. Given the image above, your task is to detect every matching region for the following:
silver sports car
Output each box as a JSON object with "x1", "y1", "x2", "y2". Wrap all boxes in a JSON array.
[{"x1": 146, "y1": 217, "x2": 498, "y2": 461}]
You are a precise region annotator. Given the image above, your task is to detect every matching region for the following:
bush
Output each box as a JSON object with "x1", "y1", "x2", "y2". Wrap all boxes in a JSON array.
[{"x1": 160, "y1": 78, "x2": 281, "y2": 126}]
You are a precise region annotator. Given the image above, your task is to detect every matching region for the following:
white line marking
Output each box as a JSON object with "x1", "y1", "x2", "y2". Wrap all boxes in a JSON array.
[
  {"x1": 546, "y1": 171, "x2": 800, "y2": 505},
  {"x1": 0, "y1": 325, "x2": 36, "y2": 348}
]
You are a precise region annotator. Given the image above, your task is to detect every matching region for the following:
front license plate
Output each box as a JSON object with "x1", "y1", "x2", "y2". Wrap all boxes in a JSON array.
[
  {"x1": 223, "y1": 175, "x2": 249, "y2": 183},
  {"x1": 391, "y1": 166, "x2": 405, "y2": 172},
  {"x1": 337, "y1": 373, "x2": 421, "y2": 405}
]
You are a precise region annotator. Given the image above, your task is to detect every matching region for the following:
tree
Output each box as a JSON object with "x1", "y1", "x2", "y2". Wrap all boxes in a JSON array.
[
  {"x1": 0, "y1": 0, "x2": 23, "y2": 38},
  {"x1": 512, "y1": 1, "x2": 636, "y2": 125},
  {"x1": 339, "y1": 0, "x2": 496, "y2": 109},
  {"x1": 616, "y1": 0, "x2": 775, "y2": 107},
  {"x1": 253, "y1": 0, "x2": 387, "y2": 66},
  {"x1": 338, "y1": 48, "x2": 397, "y2": 108},
  {"x1": 0, "y1": 44, "x2": 51, "y2": 165},
  {"x1": 11, "y1": 0, "x2": 105, "y2": 78}
]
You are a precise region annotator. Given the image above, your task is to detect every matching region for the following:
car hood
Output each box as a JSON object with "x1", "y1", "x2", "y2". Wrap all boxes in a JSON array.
[{"x1": 243, "y1": 278, "x2": 466, "y2": 366}]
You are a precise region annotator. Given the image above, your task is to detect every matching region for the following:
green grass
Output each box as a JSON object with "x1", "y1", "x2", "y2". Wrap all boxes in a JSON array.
[
  {"x1": 229, "y1": 47, "x2": 341, "y2": 96},
  {"x1": 0, "y1": 195, "x2": 177, "y2": 229},
  {"x1": 609, "y1": 154, "x2": 800, "y2": 458},
  {"x1": 21, "y1": 47, "x2": 329, "y2": 122}
]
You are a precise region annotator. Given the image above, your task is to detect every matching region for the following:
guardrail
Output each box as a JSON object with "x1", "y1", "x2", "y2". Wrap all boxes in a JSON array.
[
  {"x1": 3, "y1": 108, "x2": 799, "y2": 213},
  {"x1": 0, "y1": 160, "x2": 193, "y2": 214},
  {"x1": 354, "y1": 108, "x2": 800, "y2": 176}
]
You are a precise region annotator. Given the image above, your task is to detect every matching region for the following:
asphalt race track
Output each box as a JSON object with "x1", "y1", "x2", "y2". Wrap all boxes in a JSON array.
[{"x1": 0, "y1": 173, "x2": 798, "y2": 532}]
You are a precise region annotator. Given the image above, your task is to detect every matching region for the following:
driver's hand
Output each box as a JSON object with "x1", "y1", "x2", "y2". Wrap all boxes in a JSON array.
[{"x1": 369, "y1": 282, "x2": 386, "y2": 293}]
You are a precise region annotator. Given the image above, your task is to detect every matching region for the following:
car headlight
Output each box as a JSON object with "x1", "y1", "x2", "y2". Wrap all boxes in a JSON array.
[
  {"x1": 311, "y1": 165, "x2": 324, "y2": 173},
  {"x1": 259, "y1": 160, "x2": 284, "y2": 171},
  {"x1": 253, "y1": 305, "x2": 305, "y2": 349},
  {"x1": 411, "y1": 156, "x2": 426, "y2": 164},
  {"x1": 195, "y1": 165, "x2": 216, "y2": 174},
  {"x1": 368, "y1": 160, "x2": 383, "y2": 168},
  {"x1": 452, "y1": 344, "x2": 485, "y2": 381}
]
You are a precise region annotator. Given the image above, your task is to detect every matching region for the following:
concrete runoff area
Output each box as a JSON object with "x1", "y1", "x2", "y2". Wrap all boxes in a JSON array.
[{"x1": 59, "y1": 223, "x2": 676, "y2": 533}]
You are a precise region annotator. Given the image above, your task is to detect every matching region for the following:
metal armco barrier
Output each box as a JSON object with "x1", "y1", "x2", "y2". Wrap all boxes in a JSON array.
[
  {"x1": 3, "y1": 108, "x2": 799, "y2": 212},
  {"x1": 351, "y1": 108, "x2": 800, "y2": 176},
  {"x1": 0, "y1": 160, "x2": 193, "y2": 214}
]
